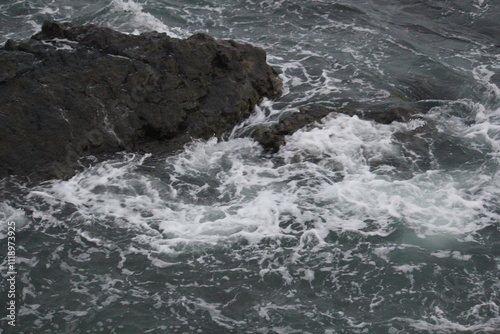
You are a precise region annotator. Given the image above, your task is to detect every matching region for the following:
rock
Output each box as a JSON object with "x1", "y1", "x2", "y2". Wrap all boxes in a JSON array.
[
  {"x1": 251, "y1": 106, "x2": 332, "y2": 152},
  {"x1": 251, "y1": 105, "x2": 420, "y2": 153},
  {"x1": 338, "y1": 106, "x2": 420, "y2": 124},
  {"x1": 0, "y1": 21, "x2": 281, "y2": 183}
]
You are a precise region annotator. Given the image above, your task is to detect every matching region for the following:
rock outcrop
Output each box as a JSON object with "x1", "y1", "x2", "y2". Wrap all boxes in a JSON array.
[
  {"x1": 337, "y1": 106, "x2": 420, "y2": 125},
  {"x1": 251, "y1": 105, "x2": 420, "y2": 153},
  {"x1": 251, "y1": 107, "x2": 332, "y2": 153},
  {"x1": 0, "y1": 21, "x2": 281, "y2": 182}
]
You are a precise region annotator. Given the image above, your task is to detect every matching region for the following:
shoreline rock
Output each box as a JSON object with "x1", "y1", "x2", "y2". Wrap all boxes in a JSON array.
[
  {"x1": 251, "y1": 107, "x2": 332, "y2": 153},
  {"x1": 251, "y1": 105, "x2": 420, "y2": 153},
  {"x1": 0, "y1": 21, "x2": 282, "y2": 183}
]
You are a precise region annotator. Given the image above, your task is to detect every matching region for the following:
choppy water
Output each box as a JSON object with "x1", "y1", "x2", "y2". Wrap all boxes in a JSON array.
[{"x1": 1, "y1": 0, "x2": 500, "y2": 333}]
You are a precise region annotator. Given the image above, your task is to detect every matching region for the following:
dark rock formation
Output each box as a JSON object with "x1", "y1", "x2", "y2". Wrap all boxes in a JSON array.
[
  {"x1": 251, "y1": 106, "x2": 332, "y2": 153},
  {"x1": 251, "y1": 105, "x2": 420, "y2": 152},
  {"x1": 0, "y1": 21, "x2": 281, "y2": 182},
  {"x1": 338, "y1": 106, "x2": 420, "y2": 124}
]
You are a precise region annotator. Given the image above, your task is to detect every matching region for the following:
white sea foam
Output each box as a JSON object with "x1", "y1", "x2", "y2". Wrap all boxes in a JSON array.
[
  {"x1": 0, "y1": 203, "x2": 30, "y2": 239},
  {"x1": 27, "y1": 107, "x2": 499, "y2": 258},
  {"x1": 431, "y1": 250, "x2": 472, "y2": 261},
  {"x1": 283, "y1": 114, "x2": 499, "y2": 236},
  {"x1": 399, "y1": 315, "x2": 500, "y2": 333},
  {"x1": 1, "y1": 1, "x2": 499, "y2": 332},
  {"x1": 110, "y1": 0, "x2": 188, "y2": 38}
]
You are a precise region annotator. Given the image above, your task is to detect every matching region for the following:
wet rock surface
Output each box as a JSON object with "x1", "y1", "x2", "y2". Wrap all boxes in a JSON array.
[
  {"x1": 0, "y1": 21, "x2": 281, "y2": 183},
  {"x1": 338, "y1": 106, "x2": 421, "y2": 124},
  {"x1": 251, "y1": 105, "x2": 421, "y2": 153},
  {"x1": 251, "y1": 106, "x2": 332, "y2": 153}
]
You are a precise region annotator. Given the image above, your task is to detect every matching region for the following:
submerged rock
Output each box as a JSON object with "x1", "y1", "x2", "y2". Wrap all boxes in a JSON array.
[
  {"x1": 251, "y1": 105, "x2": 420, "y2": 153},
  {"x1": 0, "y1": 21, "x2": 281, "y2": 183},
  {"x1": 337, "y1": 106, "x2": 421, "y2": 124},
  {"x1": 251, "y1": 106, "x2": 332, "y2": 153}
]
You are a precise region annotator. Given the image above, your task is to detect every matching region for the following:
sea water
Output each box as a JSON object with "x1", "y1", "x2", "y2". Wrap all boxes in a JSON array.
[{"x1": 0, "y1": 0, "x2": 499, "y2": 333}]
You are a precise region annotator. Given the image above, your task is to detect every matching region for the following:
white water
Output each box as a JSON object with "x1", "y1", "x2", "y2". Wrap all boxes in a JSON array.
[
  {"x1": 24, "y1": 105, "x2": 499, "y2": 256},
  {"x1": 1, "y1": 0, "x2": 499, "y2": 332}
]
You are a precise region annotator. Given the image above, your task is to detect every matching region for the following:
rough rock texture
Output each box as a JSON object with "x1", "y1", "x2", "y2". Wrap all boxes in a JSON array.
[
  {"x1": 0, "y1": 21, "x2": 281, "y2": 182},
  {"x1": 251, "y1": 105, "x2": 420, "y2": 152}
]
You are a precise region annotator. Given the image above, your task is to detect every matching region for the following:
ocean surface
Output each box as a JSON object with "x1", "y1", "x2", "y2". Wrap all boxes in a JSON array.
[{"x1": 1, "y1": 0, "x2": 499, "y2": 333}]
